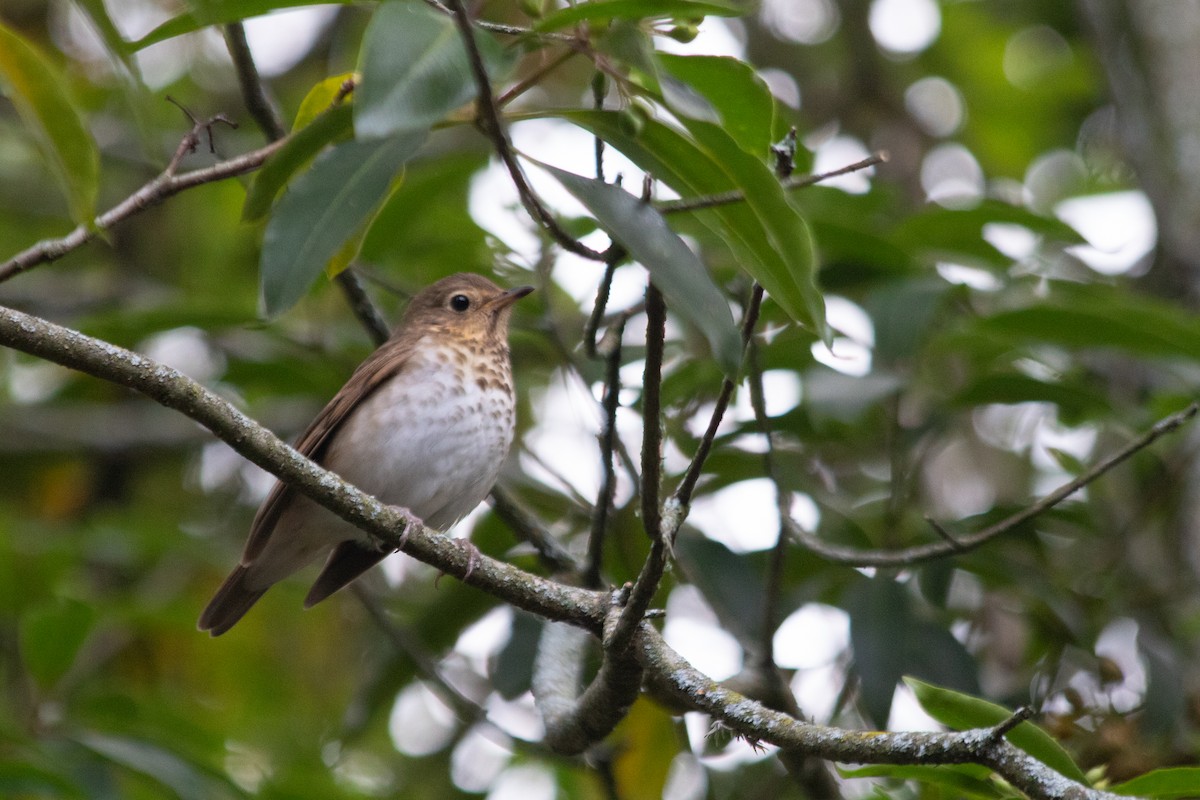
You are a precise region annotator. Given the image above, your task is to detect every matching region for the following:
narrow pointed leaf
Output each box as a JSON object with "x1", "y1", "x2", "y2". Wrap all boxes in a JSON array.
[
  {"x1": 543, "y1": 165, "x2": 741, "y2": 374},
  {"x1": 130, "y1": 0, "x2": 355, "y2": 50},
  {"x1": 1112, "y1": 767, "x2": 1200, "y2": 798},
  {"x1": 534, "y1": 0, "x2": 741, "y2": 33},
  {"x1": 553, "y1": 110, "x2": 825, "y2": 336},
  {"x1": 0, "y1": 24, "x2": 99, "y2": 224},
  {"x1": 905, "y1": 677, "x2": 1088, "y2": 783},
  {"x1": 260, "y1": 132, "x2": 425, "y2": 315},
  {"x1": 356, "y1": 1, "x2": 512, "y2": 139}
]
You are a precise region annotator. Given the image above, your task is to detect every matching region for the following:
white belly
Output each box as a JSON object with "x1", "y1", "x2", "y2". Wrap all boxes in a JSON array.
[{"x1": 322, "y1": 340, "x2": 515, "y2": 531}]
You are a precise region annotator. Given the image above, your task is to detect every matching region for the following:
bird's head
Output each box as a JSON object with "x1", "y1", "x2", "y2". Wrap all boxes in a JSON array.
[{"x1": 395, "y1": 273, "x2": 534, "y2": 345}]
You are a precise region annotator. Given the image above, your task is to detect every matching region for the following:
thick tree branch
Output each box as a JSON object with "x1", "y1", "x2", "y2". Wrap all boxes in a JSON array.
[
  {"x1": 533, "y1": 616, "x2": 642, "y2": 755},
  {"x1": 792, "y1": 402, "x2": 1199, "y2": 566},
  {"x1": 636, "y1": 625, "x2": 1126, "y2": 800},
  {"x1": 0, "y1": 304, "x2": 605, "y2": 631},
  {"x1": 0, "y1": 306, "x2": 1128, "y2": 800}
]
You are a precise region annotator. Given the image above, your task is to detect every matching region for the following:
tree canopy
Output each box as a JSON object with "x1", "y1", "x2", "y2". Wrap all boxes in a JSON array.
[{"x1": 1, "y1": 1, "x2": 1198, "y2": 798}]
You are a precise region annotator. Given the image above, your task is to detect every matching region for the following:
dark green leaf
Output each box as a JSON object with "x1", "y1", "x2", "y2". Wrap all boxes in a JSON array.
[
  {"x1": 0, "y1": 23, "x2": 99, "y2": 224},
  {"x1": 845, "y1": 577, "x2": 910, "y2": 726},
  {"x1": 892, "y1": 200, "x2": 1085, "y2": 268},
  {"x1": 130, "y1": 0, "x2": 355, "y2": 50},
  {"x1": 356, "y1": 1, "x2": 512, "y2": 140},
  {"x1": 907, "y1": 620, "x2": 980, "y2": 696},
  {"x1": 541, "y1": 164, "x2": 742, "y2": 374},
  {"x1": 242, "y1": 103, "x2": 353, "y2": 222},
  {"x1": 20, "y1": 599, "x2": 94, "y2": 690},
  {"x1": 1112, "y1": 767, "x2": 1200, "y2": 798},
  {"x1": 673, "y1": 530, "x2": 768, "y2": 650},
  {"x1": 905, "y1": 677, "x2": 1088, "y2": 783},
  {"x1": 75, "y1": 733, "x2": 242, "y2": 800},
  {"x1": 952, "y1": 374, "x2": 1108, "y2": 418},
  {"x1": 972, "y1": 282, "x2": 1200, "y2": 359},
  {"x1": 839, "y1": 764, "x2": 1004, "y2": 799},
  {"x1": 534, "y1": 0, "x2": 742, "y2": 33},
  {"x1": 260, "y1": 132, "x2": 426, "y2": 316}
]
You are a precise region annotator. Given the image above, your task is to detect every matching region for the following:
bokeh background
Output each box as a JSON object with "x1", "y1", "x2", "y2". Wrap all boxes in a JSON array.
[{"x1": 1, "y1": 0, "x2": 1198, "y2": 797}]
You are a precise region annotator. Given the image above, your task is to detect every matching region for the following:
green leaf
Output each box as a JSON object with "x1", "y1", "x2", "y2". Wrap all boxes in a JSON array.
[
  {"x1": 892, "y1": 200, "x2": 1085, "y2": 268},
  {"x1": 292, "y1": 72, "x2": 356, "y2": 131},
  {"x1": 356, "y1": 1, "x2": 512, "y2": 140},
  {"x1": 905, "y1": 677, "x2": 1089, "y2": 784},
  {"x1": 130, "y1": 0, "x2": 355, "y2": 50},
  {"x1": 19, "y1": 598, "x2": 95, "y2": 691},
  {"x1": 839, "y1": 764, "x2": 1004, "y2": 799},
  {"x1": 541, "y1": 164, "x2": 742, "y2": 374},
  {"x1": 972, "y1": 282, "x2": 1200, "y2": 359},
  {"x1": 951, "y1": 374, "x2": 1108, "y2": 419},
  {"x1": 0, "y1": 23, "x2": 99, "y2": 225},
  {"x1": 242, "y1": 103, "x2": 354, "y2": 222},
  {"x1": 845, "y1": 577, "x2": 911, "y2": 726},
  {"x1": 75, "y1": 733, "x2": 242, "y2": 800},
  {"x1": 673, "y1": 530, "x2": 768, "y2": 650},
  {"x1": 656, "y1": 54, "x2": 775, "y2": 155},
  {"x1": 534, "y1": 0, "x2": 742, "y2": 33},
  {"x1": 1112, "y1": 767, "x2": 1200, "y2": 798},
  {"x1": 260, "y1": 132, "x2": 425, "y2": 315},
  {"x1": 554, "y1": 110, "x2": 825, "y2": 335}
]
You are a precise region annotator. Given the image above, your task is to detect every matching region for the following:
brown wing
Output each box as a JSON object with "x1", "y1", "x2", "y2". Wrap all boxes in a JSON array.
[{"x1": 241, "y1": 339, "x2": 411, "y2": 562}]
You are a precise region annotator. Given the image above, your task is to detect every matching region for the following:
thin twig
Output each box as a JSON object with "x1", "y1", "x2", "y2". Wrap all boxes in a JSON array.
[
  {"x1": 444, "y1": 0, "x2": 606, "y2": 262},
  {"x1": 352, "y1": 585, "x2": 484, "y2": 721},
  {"x1": 988, "y1": 706, "x2": 1035, "y2": 743},
  {"x1": 584, "y1": 257, "x2": 620, "y2": 359},
  {"x1": 495, "y1": 48, "x2": 578, "y2": 109},
  {"x1": 673, "y1": 283, "x2": 765, "y2": 508},
  {"x1": 223, "y1": 22, "x2": 285, "y2": 141},
  {"x1": 747, "y1": 332, "x2": 791, "y2": 664},
  {"x1": 606, "y1": 283, "x2": 668, "y2": 654},
  {"x1": 335, "y1": 270, "x2": 392, "y2": 346},
  {"x1": 790, "y1": 403, "x2": 1200, "y2": 567},
  {"x1": 655, "y1": 153, "x2": 888, "y2": 216},
  {"x1": 585, "y1": 316, "x2": 626, "y2": 588},
  {"x1": 0, "y1": 138, "x2": 285, "y2": 282},
  {"x1": 488, "y1": 484, "x2": 578, "y2": 572}
]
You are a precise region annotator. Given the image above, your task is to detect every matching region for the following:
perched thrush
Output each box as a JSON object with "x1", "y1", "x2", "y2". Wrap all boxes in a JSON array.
[{"x1": 199, "y1": 273, "x2": 532, "y2": 635}]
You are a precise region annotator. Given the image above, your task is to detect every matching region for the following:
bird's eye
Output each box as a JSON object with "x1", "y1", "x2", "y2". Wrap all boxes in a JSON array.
[{"x1": 450, "y1": 294, "x2": 471, "y2": 312}]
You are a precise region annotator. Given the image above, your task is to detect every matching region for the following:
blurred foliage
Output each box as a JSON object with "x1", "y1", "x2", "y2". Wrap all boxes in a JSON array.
[{"x1": 0, "y1": 0, "x2": 1198, "y2": 798}]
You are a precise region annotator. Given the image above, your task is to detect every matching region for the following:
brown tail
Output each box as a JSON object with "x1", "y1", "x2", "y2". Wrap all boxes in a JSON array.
[
  {"x1": 304, "y1": 542, "x2": 389, "y2": 608},
  {"x1": 198, "y1": 565, "x2": 268, "y2": 636}
]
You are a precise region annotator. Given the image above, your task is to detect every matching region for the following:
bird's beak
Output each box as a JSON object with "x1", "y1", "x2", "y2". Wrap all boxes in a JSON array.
[{"x1": 487, "y1": 285, "x2": 534, "y2": 311}]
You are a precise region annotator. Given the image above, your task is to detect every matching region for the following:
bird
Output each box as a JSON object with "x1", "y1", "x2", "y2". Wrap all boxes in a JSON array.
[{"x1": 198, "y1": 273, "x2": 533, "y2": 636}]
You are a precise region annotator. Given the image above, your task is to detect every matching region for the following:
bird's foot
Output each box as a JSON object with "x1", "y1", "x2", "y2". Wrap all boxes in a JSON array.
[
  {"x1": 391, "y1": 506, "x2": 424, "y2": 551},
  {"x1": 435, "y1": 538, "x2": 481, "y2": 587}
]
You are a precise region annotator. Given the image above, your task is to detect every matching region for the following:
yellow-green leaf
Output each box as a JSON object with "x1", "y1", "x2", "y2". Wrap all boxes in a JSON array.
[{"x1": 0, "y1": 24, "x2": 99, "y2": 224}]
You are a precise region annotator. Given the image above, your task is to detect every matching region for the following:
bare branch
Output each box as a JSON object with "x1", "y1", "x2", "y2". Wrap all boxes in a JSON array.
[
  {"x1": 673, "y1": 283, "x2": 765, "y2": 508},
  {"x1": 791, "y1": 403, "x2": 1200, "y2": 567},
  {"x1": 0, "y1": 304, "x2": 606, "y2": 631},
  {"x1": 533, "y1": 616, "x2": 642, "y2": 755},
  {"x1": 223, "y1": 22, "x2": 286, "y2": 141},
  {"x1": 585, "y1": 315, "x2": 626, "y2": 588},
  {"x1": 655, "y1": 153, "x2": 888, "y2": 216},
  {"x1": 0, "y1": 303, "x2": 1129, "y2": 799},
  {"x1": 0, "y1": 138, "x2": 284, "y2": 282},
  {"x1": 444, "y1": 0, "x2": 606, "y2": 261}
]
